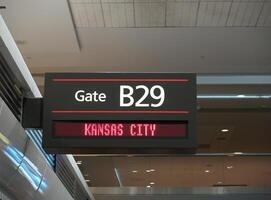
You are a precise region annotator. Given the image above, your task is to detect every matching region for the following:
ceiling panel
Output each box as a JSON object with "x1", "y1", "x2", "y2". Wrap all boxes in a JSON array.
[
  {"x1": 135, "y1": 3, "x2": 166, "y2": 27},
  {"x1": 257, "y1": 2, "x2": 271, "y2": 27},
  {"x1": 85, "y1": 4, "x2": 104, "y2": 27},
  {"x1": 166, "y1": 2, "x2": 198, "y2": 26},
  {"x1": 70, "y1": 4, "x2": 89, "y2": 27},
  {"x1": 103, "y1": 3, "x2": 134, "y2": 27},
  {"x1": 70, "y1": 0, "x2": 100, "y2": 3},
  {"x1": 227, "y1": 2, "x2": 263, "y2": 27},
  {"x1": 134, "y1": 0, "x2": 166, "y2": 2},
  {"x1": 69, "y1": 0, "x2": 271, "y2": 28},
  {"x1": 233, "y1": 0, "x2": 265, "y2": 2},
  {"x1": 102, "y1": 0, "x2": 133, "y2": 2},
  {"x1": 71, "y1": 3, "x2": 104, "y2": 27},
  {"x1": 197, "y1": 2, "x2": 231, "y2": 26}
]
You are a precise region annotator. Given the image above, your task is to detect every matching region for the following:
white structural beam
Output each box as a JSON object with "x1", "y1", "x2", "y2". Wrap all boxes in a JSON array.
[
  {"x1": 197, "y1": 75, "x2": 271, "y2": 85},
  {"x1": 0, "y1": 15, "x2": 42, "y2": 97}
]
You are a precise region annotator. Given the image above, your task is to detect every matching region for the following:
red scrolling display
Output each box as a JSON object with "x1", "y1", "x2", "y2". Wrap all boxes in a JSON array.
[{"x1": 54, "y1": 122, "x2": 187, "y2": 138}]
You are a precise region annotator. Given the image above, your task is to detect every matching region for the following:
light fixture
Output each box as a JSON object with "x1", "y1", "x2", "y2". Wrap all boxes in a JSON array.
[
  {"x1": 146, "y1": 169, "x2": 155, "y2": 173},
  {"x1": 76, "y1": 161, "x2": 82, "y2": 165},
  {"x1": 132, "y1": 170, "x2": 138, "y2": 173},
  {"x1": 146, "y1": 185, "x2": 151, "y2": 188},
  {"x1": 233, "y1": 152, "x2": 243, "y2": 155},
  {"x1": 197, "y1": 95, "x2": 271, "y2": 99},
  {"x1": 221, "y1": 129, "x2": 229, "y2": 132},
  {"x1": 226, "y1": 166, "x2": 233, "y2": 169},
  {"x1": 150, "y1": 182, "x2": 155, "y2": 185},
  {"x1": 205, "y1": 170, "x2": 210, "y2": 173},
  {"x1": 85, "y1": 179, "x2": 90, "y2": 182}
]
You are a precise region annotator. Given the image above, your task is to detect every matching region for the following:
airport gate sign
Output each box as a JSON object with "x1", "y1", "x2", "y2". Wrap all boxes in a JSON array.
[{"x1": 42, "y1": 73, "x2": 197, "y2": 154}]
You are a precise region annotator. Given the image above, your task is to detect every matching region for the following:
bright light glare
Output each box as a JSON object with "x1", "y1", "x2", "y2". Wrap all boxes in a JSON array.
[
  {"x1": 237, "y1": 95, "x2": 245, "y2": 98},
  {"x1": 233, "y1": 152, "x2": 243, "y2": 155},
  {"x1": 76, "y1": 161, "x2": 82, "y2": 165},
  {"x1": 197, "y1": 95, "x2": 271, "y2": 99},
  {"x1": 146, "y1": 169, "x2": 155, "y2": 173}
]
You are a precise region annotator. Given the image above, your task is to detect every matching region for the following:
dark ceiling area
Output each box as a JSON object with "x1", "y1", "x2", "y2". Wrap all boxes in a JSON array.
[{"x1": 74, "y1": 109, "x2": 271, "y2": 187}]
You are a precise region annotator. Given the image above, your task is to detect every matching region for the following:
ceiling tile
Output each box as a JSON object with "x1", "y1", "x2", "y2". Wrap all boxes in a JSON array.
[
  {"x1": 85, "y1": 4, "x2": 105, "y2": 27},
  {"x1": 201, "y1": 0, "x2": 231, "y2": 2},
  {"x1": 233, "y1": 0, "x2": 265, "y2": 2},
  {"x1": 134, "y1": 0, "x2": 166, "y2": 2},
  {"x1": 103, "y1": 3, "x2": 134, "y2": 27},
  {"x1": 70, "y1": 3, "x2": 89, "y2": 27},
  {"x1": 166, "y1": 2, "x2": 198, "y2": 26},
  {"x1": 135, "y1": 3, "x2": 166, "y2": 27},
  {"x1": 227, "y1": 2, "x2": 264, "y2": 26},
  {"x1": 101, "y1": 0, "x2": 133, "y2": 2},
  {"x1": 70, "y1": 0, "x2": 100, "y2": 3},
  {"x1": 257, "y1": 2, "x2": 271, "y2": 27},
  {"x1": 175, "y1": 0, "x2": 199, "y2": 2},
  {"x1": 197, "y1": 2, "x2": 231, "y2": 26}
]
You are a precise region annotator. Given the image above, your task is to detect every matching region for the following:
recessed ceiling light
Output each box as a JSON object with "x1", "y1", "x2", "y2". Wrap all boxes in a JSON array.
[
  {"x1": 150, "y1": 169, "x2": 155, "y2": 172},
  {"x1": 85, "y1": 179, "x2": 90, "y2": 182},
  {"x1": 146, "y1": 170, "x2": 151, "y2": 173},
  {"x1": 146, "y1": 185, "x2": 151, "y2": 188},
  {"x1": 233, "y1": 152, "x2": 243, "y2": 155},
  {"x1": 205, "y1": 170, "x2": 210, "y2": 173},
  {"x1": 150, "y1": 182, "x2": 155, "y2": 185},
  {"x1": 221, "y1": 129, "x2": 229, "y2": 132},
  {"x1": 227, "y1": 166, "x2": 233, "y2": 169},
  {"x1": 132, "y1": 170, "x2": 138, "y2": 173}
]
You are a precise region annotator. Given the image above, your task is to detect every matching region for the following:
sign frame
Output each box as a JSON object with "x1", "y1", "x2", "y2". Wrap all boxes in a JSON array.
[{"x1": 42, "y1": 73, "x2": 197, "y2": 154}]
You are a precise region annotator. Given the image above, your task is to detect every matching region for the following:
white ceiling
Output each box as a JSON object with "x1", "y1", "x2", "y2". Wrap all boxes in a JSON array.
[
  {"x1": 0, "y1": 0, "x2": 80, "y2": 54},
  {"x1": 0, "y1": 0, "x2": 271, "y2": 74}
]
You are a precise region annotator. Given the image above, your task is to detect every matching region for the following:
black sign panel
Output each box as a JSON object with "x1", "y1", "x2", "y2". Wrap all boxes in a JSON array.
[{"x1": 43, "y1": 73, "x2": 197, "y2": 154}]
